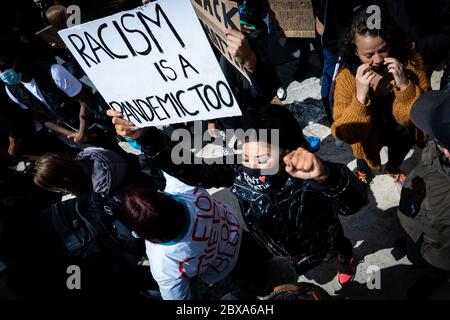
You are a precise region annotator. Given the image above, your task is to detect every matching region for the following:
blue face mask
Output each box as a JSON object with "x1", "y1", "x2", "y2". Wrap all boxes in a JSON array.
[{"x1": 0, "y1": 69, "x2": 22, "y2": 85}]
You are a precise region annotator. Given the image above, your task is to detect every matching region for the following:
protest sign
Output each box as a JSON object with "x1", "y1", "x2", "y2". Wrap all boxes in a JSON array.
[
  {"x1": 58, "y1": 0, "x2": 242, "y2": 128},
  {"x1": 190, "y1": 0, "x2": 251, "y2": 82},
  {"x1": 268, "y1": 0, "x2": 315, "y2": 38}
]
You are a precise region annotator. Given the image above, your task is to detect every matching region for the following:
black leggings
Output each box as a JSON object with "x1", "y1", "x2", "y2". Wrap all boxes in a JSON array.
[
  {"x1": 292, "y1": 225, "x2": 353, "y2": 276},
  {"x1": 357, "y1": 127, "x2": 414, "y2": 173}
]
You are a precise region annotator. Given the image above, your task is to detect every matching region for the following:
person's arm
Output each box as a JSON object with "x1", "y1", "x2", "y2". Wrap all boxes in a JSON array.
[
  {"x1": 69, "y1": 89, "x2": 92, "y2": 143},
  {"x1": 392, "y1": 54, "x2": 431, "y2": 127},
  {"x1": 50, "y1": 64, "x2": 93, "y2": 143},
  {"x1": 331, "y1": 68, "x2": 374, "y2": 144},
  {"x1": 226, "y1": 29, "x2": 258, "y2": 73},
  {"x1": 283, "y1": 148, "x2": 368, "y2": 215},
  {"x1": 107, "y1": 110, "x2": 236, "y2": 189},
  {"x1": 138, "y1": 127, "x2": 236, "y2": 189},
  {"x1": 224, "y1": 29, "x2": 280, "y2": 104},
  {"x1": 311, "y1": 161, "x2": 368, "y2": 215},
  {"x1": 44, "y1": 120, "x2": 76, "y2": 137}
]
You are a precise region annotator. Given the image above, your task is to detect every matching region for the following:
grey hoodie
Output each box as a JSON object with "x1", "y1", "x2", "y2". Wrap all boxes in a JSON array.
[{"x1": 76, "y1": 148, "x2": 128, "y2": 194}]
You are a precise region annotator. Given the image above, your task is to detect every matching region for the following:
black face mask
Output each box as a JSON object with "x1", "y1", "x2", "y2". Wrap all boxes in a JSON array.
[
  {"x1": 241, "y1": 167, "x2": 280, "y2": 191},
  {"x1": 371, "y1": 64, "x2": 387, "y2": 74}
]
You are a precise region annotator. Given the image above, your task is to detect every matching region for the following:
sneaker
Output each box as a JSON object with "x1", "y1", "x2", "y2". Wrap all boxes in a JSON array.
[
  {"x1": 388, "y1": 173, "x2": 407, "y2": 186},
  {"x1": 337, "y1": 255, "x2": 356, "y2": 287},
  {"x1": 277, "y1": 87, "x2": 287, "y2": 101},
  {"x1": 356, "y1": 171, "x2": 368, "y2": 184}
]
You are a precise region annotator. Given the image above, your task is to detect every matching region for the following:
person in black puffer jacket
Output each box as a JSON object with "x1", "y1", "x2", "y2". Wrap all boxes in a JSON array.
[{"x1": 108, "y1": 104, "x2": 368, "y2": 287}]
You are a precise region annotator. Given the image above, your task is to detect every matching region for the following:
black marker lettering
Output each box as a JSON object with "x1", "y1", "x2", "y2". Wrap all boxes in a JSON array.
[
  {"x1": 179, "y1": 54, "x2": 199, "y2": 79},
  {"x1": 67, "y1": 34, "x2": 97, "y2": 68}
]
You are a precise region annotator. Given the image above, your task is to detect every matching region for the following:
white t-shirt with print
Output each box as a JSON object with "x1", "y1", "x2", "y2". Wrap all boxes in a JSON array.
[{"x1": 146, "y1": 174, "x2": 242, "y2": 300}]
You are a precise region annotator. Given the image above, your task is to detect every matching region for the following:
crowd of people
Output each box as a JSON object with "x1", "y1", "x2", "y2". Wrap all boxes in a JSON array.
[{"x1": 0, "y1": 0, "x2": 449, "y2": 301}]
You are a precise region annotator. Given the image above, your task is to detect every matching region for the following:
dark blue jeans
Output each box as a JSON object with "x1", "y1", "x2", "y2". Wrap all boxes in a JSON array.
[{"x1": 321, "y1": 48, "x2": 339, "y2": 125}]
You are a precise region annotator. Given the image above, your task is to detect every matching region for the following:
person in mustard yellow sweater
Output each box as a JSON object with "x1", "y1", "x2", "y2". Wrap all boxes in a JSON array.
[{"x1": 332, "y1": 9, "x2": 431, "y2": 185}]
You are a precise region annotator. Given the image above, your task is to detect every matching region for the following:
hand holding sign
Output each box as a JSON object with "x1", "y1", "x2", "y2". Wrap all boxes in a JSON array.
[
  {"x1": 226, "y1": 29, "x2": 257, "y2": 73},
  {"x1": 107, "y1": 109, "x2": 146, "y2": 139},
  {"x1": 191, "y1": 0, "x2": 251, "y2": 81}
]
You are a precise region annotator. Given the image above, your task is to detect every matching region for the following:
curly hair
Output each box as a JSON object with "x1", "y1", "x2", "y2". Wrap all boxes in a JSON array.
[{"x1": 339, "y1": 9, "x2": 415, "y2": 72}]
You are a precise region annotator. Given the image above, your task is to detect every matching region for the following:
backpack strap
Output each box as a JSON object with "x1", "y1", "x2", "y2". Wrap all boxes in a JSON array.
[
  {"x1": 49, "y1": 199, "x2": 95, "y2": 256},
  {"x1": 78, "y1": 192, "x2": 143, "y2": 269}
]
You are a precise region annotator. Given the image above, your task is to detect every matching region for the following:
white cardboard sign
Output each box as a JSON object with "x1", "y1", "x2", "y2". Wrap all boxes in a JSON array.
[{"x1": 59, "y1": 0, "x2": 242, "y2": 128}]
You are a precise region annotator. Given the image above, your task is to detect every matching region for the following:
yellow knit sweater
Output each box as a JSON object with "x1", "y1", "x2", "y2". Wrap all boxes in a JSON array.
[{"x1": 331, "y1": 54, "x2": 431, "y2": 169}]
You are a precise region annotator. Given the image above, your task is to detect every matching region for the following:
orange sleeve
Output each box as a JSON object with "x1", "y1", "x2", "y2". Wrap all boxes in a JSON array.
[
  {"x1": 392, "y1": 53, "x2": 431, "y2": 127},
  {"x1": 331, "y1": 69, "x2": 374, "y2": 144}
]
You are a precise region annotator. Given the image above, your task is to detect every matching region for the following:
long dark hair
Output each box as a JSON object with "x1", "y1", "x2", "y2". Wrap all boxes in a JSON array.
[
  {"x1": 340, "y1": 8, "x2": 415, "y2": 73},
  {"x1": 33, "y1": 152, "x2": 91, "y2": 195}
]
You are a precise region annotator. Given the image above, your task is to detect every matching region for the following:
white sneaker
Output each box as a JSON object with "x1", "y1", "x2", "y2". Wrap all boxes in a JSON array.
[{"x1": 277, "y1": 87, "x2": 287, "y2": 101}]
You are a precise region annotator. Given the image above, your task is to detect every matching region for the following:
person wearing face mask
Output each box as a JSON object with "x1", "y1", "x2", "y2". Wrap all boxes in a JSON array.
[
  {"x1": 0, "y1": 36, "x2": 91, "y2": 145},
  {"x1": 397, "y1": 91, "x2": 450, "y2": 300},
  {"x1": 0, "y1": 36, "x2": 125, "y2": 155},
  {"x1": 107, "y1": 104, "x2": 368, "y2": 288},
  {"x1": 331, "y1": 9, "x2": 431, "y2": 185},
  {"x1": 0, "y1": 86, "x2": 78, "y2": 165}
]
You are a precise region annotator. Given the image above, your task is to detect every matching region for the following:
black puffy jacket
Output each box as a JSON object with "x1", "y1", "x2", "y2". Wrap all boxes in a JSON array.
[{"x1": 138, "y1": 128, "x2": 368, "y2": 266}]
